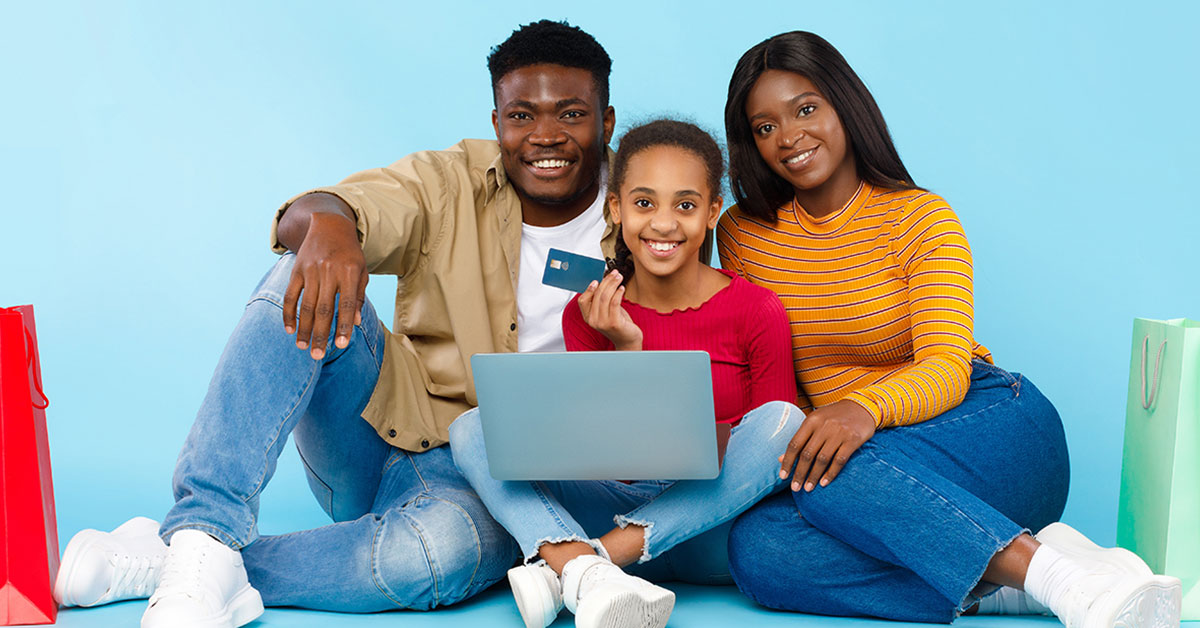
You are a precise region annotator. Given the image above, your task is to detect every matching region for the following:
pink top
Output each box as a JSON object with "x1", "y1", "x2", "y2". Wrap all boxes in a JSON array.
[{"x1": 562, "y1": 270, "x2": 798, "y2": 424}]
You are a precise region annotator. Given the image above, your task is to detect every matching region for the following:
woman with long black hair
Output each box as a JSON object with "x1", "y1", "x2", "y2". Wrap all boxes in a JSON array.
[{"x1": 716, "y1": 31, "x2": 1180, "y2": 627}]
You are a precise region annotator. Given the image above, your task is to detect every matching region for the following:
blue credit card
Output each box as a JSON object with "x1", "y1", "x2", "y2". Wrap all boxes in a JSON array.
[{"x1": 542, "y1": 248, "x2": 607, "y2": 293}]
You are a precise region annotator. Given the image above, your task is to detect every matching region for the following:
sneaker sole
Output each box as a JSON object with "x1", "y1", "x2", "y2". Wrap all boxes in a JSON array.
[
  {"x1": 576, "y1": 583, "x2": 675, "y2": 628},
  {"x1": 229, "y1": 585, "x2": 265, "y2": 627},
  {"x1": 1086, "y1": 575, "x2": 1181, "y2": 628},
  {"x1": 508, "y1": 566, "x2": 559, "y2": 628},
  {"x1": 141, "y1": 584, "x2": 264, "y2": 628},
  {"x1": 1038, "y1": 522, "x2": 1153, "y2": 577}
]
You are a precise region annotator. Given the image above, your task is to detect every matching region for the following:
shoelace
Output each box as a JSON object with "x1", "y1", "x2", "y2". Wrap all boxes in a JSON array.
[
  {"x1": 109, "y1": 552, "x2": 160, "y2": 599},
  {"x1": 151, "y1": 544, "x2": 209, "y2": 604}
]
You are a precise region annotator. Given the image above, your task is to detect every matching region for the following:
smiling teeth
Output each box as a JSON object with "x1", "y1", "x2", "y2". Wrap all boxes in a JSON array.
[
  {"x1": 532, "y1": 159, "x2": 569, "y2": 168},
  {"x1": 649, "y1": 241, "x2": 678, "y2": 251},
  {"x1": 785, "y1": 149, "x2": 814, "y2": 164}
]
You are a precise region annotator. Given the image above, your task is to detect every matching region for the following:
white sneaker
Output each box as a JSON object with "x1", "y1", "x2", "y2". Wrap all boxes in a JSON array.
[
  {"x1": 980, "y1": 523, "x2": 1157, "y2": 616},
  {"x1": 1037, "y1": 522, "x2": 1153, "y2": 577},
  {"x1": 1056, "y1": 571, "x2": 1181, "y2": 628},
  {"x1": 140, "y1": 530, "x2": 264, "y2": 628},
  {"x1": 54, "y1": 516, "x2": 167, "y2": 607},
  {"x1": 508, "y1": 561, "x2": 564, "y2": 628},
  {"x1": 561, "y1": 555, "x2": 674, "y2": 628}
]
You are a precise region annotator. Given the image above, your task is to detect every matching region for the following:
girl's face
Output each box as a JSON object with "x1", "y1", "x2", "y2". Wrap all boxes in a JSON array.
[
  {"x1": 744, "y1": 70, "x2": 858, "y2": 199},
  {"x1": 610, "y1": 145, "x2": 722, "y2": 281}
]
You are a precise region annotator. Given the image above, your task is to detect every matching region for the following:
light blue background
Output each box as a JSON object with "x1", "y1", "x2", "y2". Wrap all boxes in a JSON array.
[{"x1": 3, "y1": 1, "x2": 1198, "y2": 624}]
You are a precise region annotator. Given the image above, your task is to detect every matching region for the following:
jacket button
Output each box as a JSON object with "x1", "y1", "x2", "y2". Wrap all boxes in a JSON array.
[
  {"x1": 510, "y1": 323, "x2": 517, "y2": 331},
  {"x1": 421, "y1": 439, "x2": 430, "y2": 449},
  {"x1": 388, "y1": 429, "x2": 397, "y2": 437}
]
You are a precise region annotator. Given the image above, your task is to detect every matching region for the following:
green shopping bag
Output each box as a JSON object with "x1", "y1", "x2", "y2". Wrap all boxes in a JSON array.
[{"x1": 1117, "y1": 318, "x2": 1200, "y2": 620}]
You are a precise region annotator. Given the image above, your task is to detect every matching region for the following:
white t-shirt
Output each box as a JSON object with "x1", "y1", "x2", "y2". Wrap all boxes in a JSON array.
[{"x1": 517, "y1": 176, "x2": 608, "y2": 353}]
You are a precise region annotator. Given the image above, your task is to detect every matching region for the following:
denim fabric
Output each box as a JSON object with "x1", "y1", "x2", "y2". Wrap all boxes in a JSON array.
[
  {"x1": 449, "y1": 400, "x2": 804, "y2": 582},
  {"x1": 727, "y1": 361, "x2": 1069, "y2": 623},
  {"x1": 160, "y1": 253, "x2": 518, "y2": 611}
]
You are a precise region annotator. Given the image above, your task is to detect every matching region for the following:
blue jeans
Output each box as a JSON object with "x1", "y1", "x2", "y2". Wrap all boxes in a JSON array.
[
  {"x1": 449, "y1": 400, "x2": 805, "y2": 582},
  {"x1": 727, "y1": 361, "x2": 1069, "y2": 623},
  {"x1": 160, "y1": 253, "x2": 519, "y2": 611}
]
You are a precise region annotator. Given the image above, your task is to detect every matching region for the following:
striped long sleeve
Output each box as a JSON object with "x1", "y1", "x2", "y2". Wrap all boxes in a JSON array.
[{"x1": 716, "y1": 184, "x2": 993, "y2": 429}]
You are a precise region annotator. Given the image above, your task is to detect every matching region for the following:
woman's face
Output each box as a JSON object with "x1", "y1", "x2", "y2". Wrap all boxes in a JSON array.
[
  {"x1": 610, "y1": 145, "x2": 722, "y2": 281},
  {"x1": 744, "y1": 70, "x2": 857, "y2": 200}
]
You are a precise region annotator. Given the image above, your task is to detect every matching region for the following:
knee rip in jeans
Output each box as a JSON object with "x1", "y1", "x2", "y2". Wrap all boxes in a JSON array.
[{"x1": 771, "y1": 403, "x2": 794, "y2": 439}]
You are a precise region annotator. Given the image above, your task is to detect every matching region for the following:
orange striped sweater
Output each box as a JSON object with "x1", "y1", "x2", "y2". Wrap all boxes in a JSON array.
[{"x1": 716, "y1": 182, "x2": 993, "y2": 429}]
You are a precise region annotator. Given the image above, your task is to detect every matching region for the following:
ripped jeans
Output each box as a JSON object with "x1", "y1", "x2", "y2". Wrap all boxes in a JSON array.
[{"x1": 448, "y1": 400, "x2": 803, "y2": 582}]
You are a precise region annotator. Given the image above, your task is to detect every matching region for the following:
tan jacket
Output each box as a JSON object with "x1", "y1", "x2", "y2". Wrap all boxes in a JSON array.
[{"x1": 271, "y1": 139, "x2": 618, "y2": 451}]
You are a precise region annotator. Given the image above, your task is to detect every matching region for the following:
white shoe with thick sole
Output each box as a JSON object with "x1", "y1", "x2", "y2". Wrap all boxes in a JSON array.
[
  {"x1": 140, "y1": 530, "x2": 264, "y2": 628},
  {"x1": 562, "y1": 555, "x2": 674, "y2": 628},
  {"x1": 1037, "y1": 522, "x2": 1154, "y2": 577},
  {"x1": 1059, "y1": 571, "x2": 1181, "y2": 628},
  {"x1": 981, "y1": 523, "x2": 1159, "y2": 616},
  {"x1": 54, "y1": 516, "x2": 167, "y2": 607},
  {"x1": 508, "y1": 561, "x2": 564, "y2": 628}
]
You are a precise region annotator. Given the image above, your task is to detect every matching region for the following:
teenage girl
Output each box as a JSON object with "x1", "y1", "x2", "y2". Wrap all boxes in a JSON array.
[
  {"x1": 716, "y1": 31, "x2": 1181, "y2": 628},
  {"x1": 450, "y1": 119, "x2": 802, "y2": 628}
]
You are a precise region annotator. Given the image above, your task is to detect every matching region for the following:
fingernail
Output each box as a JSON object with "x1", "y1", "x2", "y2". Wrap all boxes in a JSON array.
[
  {"x1": 297, "y1": 341, "x2": 308, "y2": 350},
  {"x1": 805, "y1": 482, "x2": 814, "y2": 492},
  {"x1": 285, "y1": 326, "x2": 294, "y2": 334},
  {"x1": 791, "y1": 481, "x2": 800, "y2": 492},
  {"x1": 336, "y1": 335, "x2": 348, "y2": 348},
  {"x1": 311, "y1": 348, "x2": 325, "y2": 360},
  {"x1": 820, "y1": 478, "x2": 829, "y2": 487},
  {"x1": 589, "y1": 281, "x2": 598, "y2": 289},
  {"x1": 779, "y1": 469, "x2": 788, "y2": 479}
]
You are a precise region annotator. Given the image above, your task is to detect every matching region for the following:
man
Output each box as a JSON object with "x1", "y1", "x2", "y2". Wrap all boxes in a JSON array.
[{"x1": 53, "y1": 20, "x2": 619, "y2": 627}]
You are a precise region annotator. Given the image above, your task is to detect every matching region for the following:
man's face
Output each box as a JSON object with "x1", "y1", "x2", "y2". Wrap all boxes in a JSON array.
[{"x1": 492, "y1": 64, "x2": 615, "y2": 217}]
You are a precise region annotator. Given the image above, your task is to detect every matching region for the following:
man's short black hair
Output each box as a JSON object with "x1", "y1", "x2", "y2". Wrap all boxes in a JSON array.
[{"x1": 487, "y1": 20, "x2": 612, "y2": 106}]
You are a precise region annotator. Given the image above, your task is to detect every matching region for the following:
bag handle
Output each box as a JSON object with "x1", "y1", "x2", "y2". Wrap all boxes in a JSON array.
[
  {"x1": 1141, "y1": 335, "x2": 1166, "y2": 410},
  {"x1": 25, "y1": 327, "x2": 49, "y2": 409},
  {"x1": 3, "y1": 307, "x2": 49, "y2": 410}
]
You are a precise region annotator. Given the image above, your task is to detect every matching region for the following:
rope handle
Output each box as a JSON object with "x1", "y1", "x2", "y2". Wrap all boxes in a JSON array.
[
  {"x1": 1140, "y1": 335, "x2": 1166, "y2": 411},
  {"x1": 3, "y1": 307, "x2": 49, "y2": 410},
  {"x1": 26, "y1": 327, "x2": 49, "y2": 409}
]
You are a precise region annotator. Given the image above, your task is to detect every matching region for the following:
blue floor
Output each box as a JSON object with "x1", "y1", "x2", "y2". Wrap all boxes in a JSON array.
[
  {"x1": 46, "y1": 445, "x2": 1199, "y2": 627},
  {"x1": 53, "y1": 583, "x2": 1074, "y2": 628}
]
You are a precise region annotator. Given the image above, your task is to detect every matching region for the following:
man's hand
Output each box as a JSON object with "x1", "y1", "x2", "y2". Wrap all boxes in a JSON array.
[
  {"x1": 279, "y1": 206, "x2": 368, "y2": 360},
  {"x1": 779, "y1": 399, "x2": 876, "y2": 492},
  {"x1": 577, "y1": 270, "x2": 642, "y2": 351}
]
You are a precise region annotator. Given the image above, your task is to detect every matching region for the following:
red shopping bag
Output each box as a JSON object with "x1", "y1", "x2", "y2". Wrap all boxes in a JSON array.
[{"x1": 0, "y1": 305, "x2": 58, "y2": 625}]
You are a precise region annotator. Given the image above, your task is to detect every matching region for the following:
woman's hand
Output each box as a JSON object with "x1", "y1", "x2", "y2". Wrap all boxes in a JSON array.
[
  {"x1": 779, "y1": 399, "x2": 876, "y2": 492},
  {"x1": 577, "y1": 270, "x2": 642, "y2": 351}
]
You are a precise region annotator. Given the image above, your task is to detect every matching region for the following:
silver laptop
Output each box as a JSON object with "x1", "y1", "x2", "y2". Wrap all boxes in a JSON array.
[{"x1": 470, "y1": 351, "x2": 729, "y2": 481}]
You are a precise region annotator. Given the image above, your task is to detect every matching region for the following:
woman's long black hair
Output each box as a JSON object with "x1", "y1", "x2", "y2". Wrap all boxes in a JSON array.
[{"x1": 725, "y1": 31, "x2": 917, "y2": 222}]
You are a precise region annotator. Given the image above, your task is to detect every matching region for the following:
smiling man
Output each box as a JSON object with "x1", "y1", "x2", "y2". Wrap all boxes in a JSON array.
[{"x1": 52, "y1": 20, "x2": 618, "y2": 627}]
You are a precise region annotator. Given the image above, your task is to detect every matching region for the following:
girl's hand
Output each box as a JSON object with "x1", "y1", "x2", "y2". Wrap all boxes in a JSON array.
[
  {"x1": 779, "y1": 400, "x2": 876, "y2": 492},
  {"x1": 577, "y1": 270, "x2": 643, "y2": 351}
]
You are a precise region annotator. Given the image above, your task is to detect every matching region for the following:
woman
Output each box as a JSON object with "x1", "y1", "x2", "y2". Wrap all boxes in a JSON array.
[
  {"x1": 450, "y1": 119, "x2": 803, "y2": 628},
  {"x1": 716, "y1": 31, "x2": 1180, "y2": 627}
]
